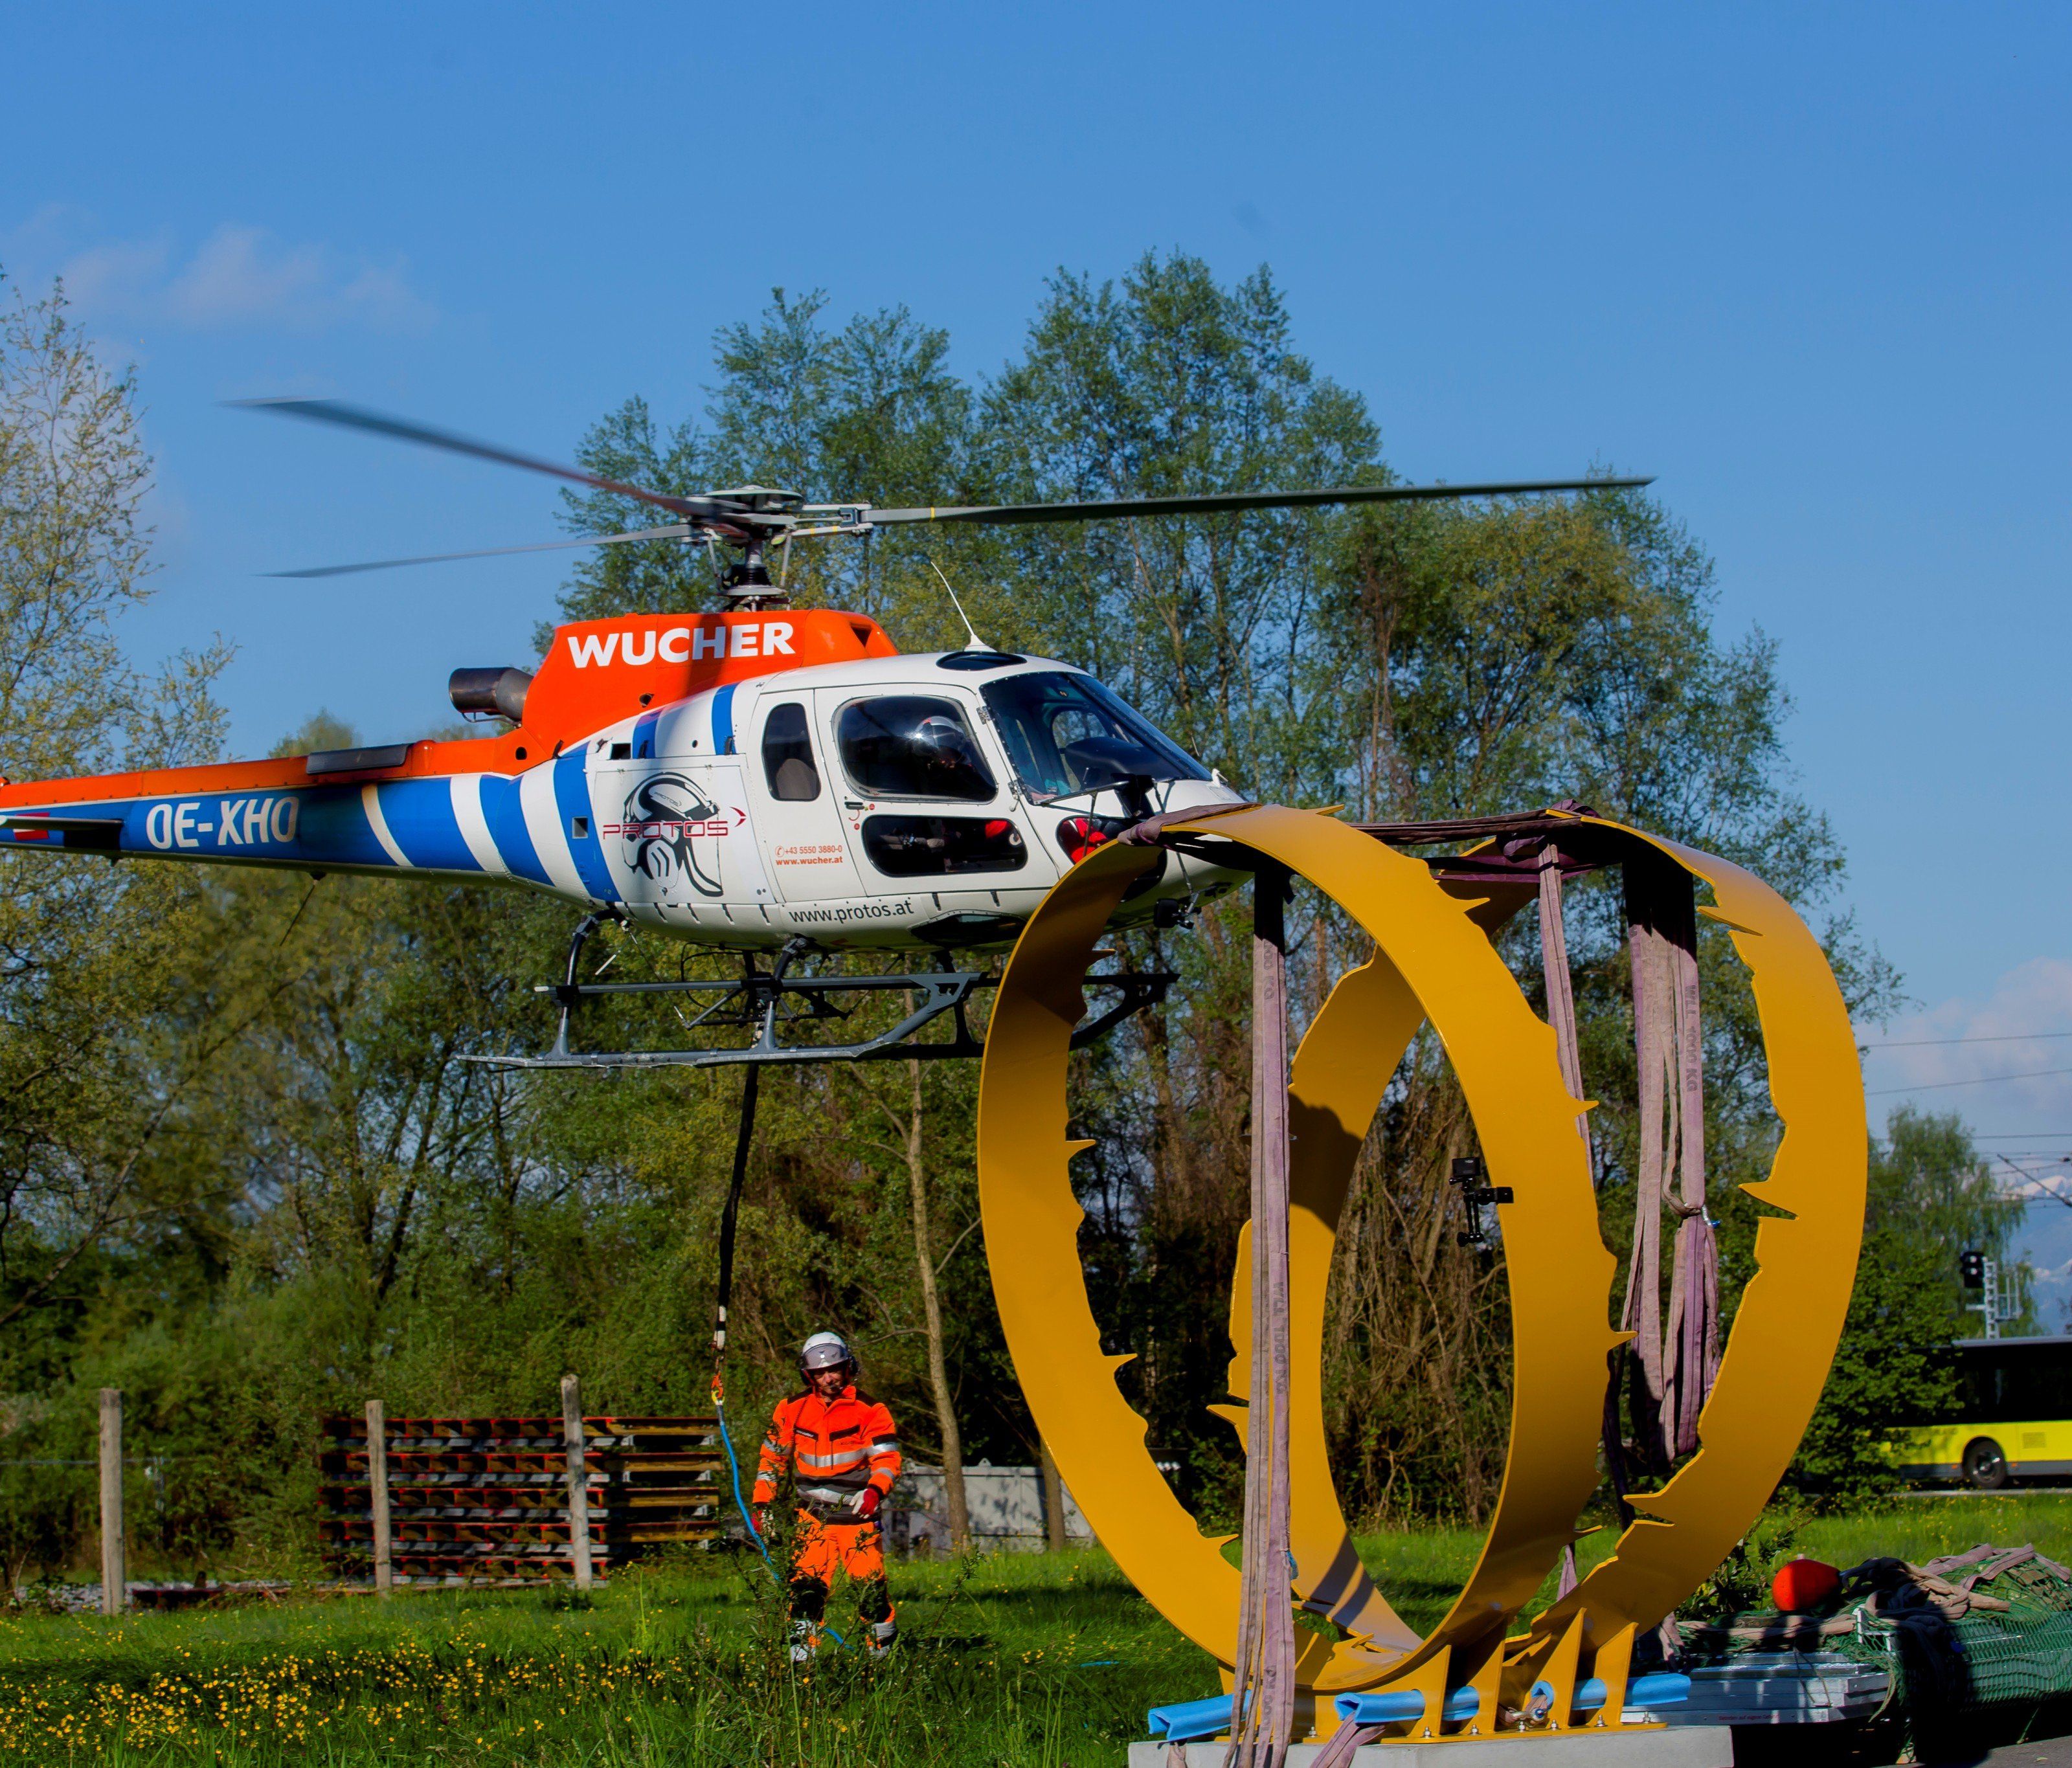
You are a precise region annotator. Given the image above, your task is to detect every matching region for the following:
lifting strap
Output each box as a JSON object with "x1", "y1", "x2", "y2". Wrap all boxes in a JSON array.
[
  {"x1": 1620, "y1": 854, "x2": 1718, "y2": 1470},
  {"x1": 1536, "y1": 845, "x2": 1595, "y2": 1165},
  {"x1": 1537, "y1": 847, "x2": 1590, "y2": 1600},
  {"x1": 1228, "y1": 865, "x2": 1297, "y2": 1767},
  {"x1": 1535, "y1": 844, "x2": 1719, "y2": 1501}
]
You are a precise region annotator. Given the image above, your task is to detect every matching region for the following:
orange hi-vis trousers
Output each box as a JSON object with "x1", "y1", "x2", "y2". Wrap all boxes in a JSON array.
[
  {"x1": 788, "y1": 1511, "x2": 894, "y2": 1635},
  {"x1": 792, "y1": 1512, "x2": 888, "y2": 1587}
]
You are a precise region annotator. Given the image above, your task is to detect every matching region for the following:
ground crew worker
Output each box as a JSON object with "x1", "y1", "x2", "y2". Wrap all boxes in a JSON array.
[{"x1": 752, "y1": 1331, "x2": 901, "y2": 1660}]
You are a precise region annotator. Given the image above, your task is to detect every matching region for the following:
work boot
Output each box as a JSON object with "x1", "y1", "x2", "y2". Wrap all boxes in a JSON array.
[
  {"x1": 868, "y1": 1618, "x2": 897, "y2": 1660},
  {"x1": 789, "y1": 1620, "x2": 818, "y2": 1664}
]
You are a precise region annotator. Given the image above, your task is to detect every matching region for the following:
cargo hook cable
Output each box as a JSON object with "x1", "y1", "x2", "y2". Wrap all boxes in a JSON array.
[
  {"x1": 709, "y1": 1063, "x2": 847, "y2": 1647},
  {"x1": 712, "y1": 1064, "x2": 772, "y2": 1574}
]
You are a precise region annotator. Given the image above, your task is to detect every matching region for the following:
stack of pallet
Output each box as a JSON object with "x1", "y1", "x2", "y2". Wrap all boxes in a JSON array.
[{"x1": 318, "y1": 1412, "x2": 725, "y2": 1585}]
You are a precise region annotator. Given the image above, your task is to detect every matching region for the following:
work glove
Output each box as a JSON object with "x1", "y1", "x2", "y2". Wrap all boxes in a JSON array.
[
  {"x1": 752, "y1": 1506, "x2": 769, "y2": 1537},
  {"x1": 851, "y1": 1486, "x2": 882, "y2": 1521}
]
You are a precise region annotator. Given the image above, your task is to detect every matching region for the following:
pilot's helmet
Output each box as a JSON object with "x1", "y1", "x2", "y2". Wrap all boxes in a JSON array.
[{"x1": 911, "y1": 713, "x2": 978, "y2": 769}]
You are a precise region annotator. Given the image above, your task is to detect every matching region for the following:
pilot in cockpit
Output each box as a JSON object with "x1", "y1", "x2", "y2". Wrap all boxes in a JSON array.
[{"x1": 908, "y1": 714, "x2": 991, "y2": 797}]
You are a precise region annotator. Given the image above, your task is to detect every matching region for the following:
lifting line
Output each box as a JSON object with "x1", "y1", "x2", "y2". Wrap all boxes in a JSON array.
[
  {"x1": 711, "y1": 1062, "x2": 768, "y2": 1550},
  {"x1": 704, "y1": 1066, "x2": 852, "y2": 1648}
]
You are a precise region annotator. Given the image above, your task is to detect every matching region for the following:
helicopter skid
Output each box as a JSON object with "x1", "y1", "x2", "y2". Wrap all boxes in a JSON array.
[{"x1": 467, "y1": 963, "x2": 1173, "y2": 1071}]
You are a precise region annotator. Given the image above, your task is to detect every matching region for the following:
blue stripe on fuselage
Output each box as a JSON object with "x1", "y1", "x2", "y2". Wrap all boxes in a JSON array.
[
  {"x1": 633, "y1": 709, "x2": 662, "y2": 759},
  {"x1": 10, "y1": 785, "x2": 462, "y2": 874},
  {"x1": 84, "y1": 787, "x2": 384, "y2": 867},
  {"x1": 552, "y1": 751, "x2": 618, "y2": 903},
  {"x1": 0, "y1": 796, "x2": 144, "y2": 850},
  {"x1": 289, "y1": 788, "x2": 390, "y2": 867},
  {"x1": 374, "y1": 779, "x2": 479, "y2": 872},
  {"x1": 712, "y1": 685, "x2": 737, "y2": 755},
  {"x1": 479, "y1": 774, "x2": 550, "y2": 885}
]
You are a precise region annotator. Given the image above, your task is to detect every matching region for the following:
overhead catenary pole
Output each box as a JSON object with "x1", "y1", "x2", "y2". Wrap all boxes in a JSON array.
[
  {"x1": 561, "y1": 1374, "x2": 594, "y2": 1591},
  {"x1": 1228, "y1": 865, "x2": 1296, "y2": 1766},
  {"x1": 99, "y1": 1388, "x2": 124, "y2": 1618},
  {"x1": 365, "y1": 1400, "x2": 392, "y2": 1595}
]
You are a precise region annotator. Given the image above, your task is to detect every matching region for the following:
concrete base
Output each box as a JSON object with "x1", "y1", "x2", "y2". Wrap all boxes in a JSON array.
[{"x1": 1128, "y1": 1729, "x2": 1733, "y2": 1766}]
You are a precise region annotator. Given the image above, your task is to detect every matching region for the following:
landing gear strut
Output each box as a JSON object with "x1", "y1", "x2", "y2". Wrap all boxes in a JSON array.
[{"x1": 473, "y1": 923, "x2": 1174, "y2": 1072}]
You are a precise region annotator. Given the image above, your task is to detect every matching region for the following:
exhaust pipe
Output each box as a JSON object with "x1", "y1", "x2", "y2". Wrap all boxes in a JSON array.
[{"x1": 449, "y1": 666, "x2": 532, "y2": 724}]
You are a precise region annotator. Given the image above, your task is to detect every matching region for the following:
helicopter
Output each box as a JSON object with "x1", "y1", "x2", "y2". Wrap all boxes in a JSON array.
[{"x1": 0, "y1": 397, "x2": 1647, "y2": 1069}]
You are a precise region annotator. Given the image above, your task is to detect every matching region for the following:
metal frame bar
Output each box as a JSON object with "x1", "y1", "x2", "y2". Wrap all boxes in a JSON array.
[{"x1": 471, "y1": 921, "x2": 1173, "y2": 1071}]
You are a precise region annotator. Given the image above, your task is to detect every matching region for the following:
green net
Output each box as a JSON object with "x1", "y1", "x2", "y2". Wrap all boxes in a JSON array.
[{"x1": 1681, "y1": 1544, "x2": 2072, "y2": 1716}]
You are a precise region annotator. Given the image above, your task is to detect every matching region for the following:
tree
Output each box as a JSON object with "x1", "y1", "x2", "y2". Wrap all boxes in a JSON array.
[
  {"x1": 0, "y1": 274, "x2": 232, "y2": 1337},
  {"x1": 979, "y1": 254, "x2": 1379, "y2": 787},
  {"x1": 1292, "y1": 486, "x2": 1901, "y2": 1516},
  {"x1": 547, "y1": 291, "x2": 973, "y2": 640},
  {"x1": 1793, "y1": 1108, "x2": 2018, "y2": 1500},
  {"x1": 0, "y1": 254, "x2": 1913, "y2": 1580}
]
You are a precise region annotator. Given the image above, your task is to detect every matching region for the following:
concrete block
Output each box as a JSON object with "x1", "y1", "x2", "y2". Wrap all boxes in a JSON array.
[{"x1": 1127, "y1": 1729, "x2": 1733, "y2": 1766}]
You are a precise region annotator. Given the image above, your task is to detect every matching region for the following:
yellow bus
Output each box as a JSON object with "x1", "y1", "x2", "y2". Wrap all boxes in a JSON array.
[{"x1": 1889, "y1": 1336, "x2": 2072, "y2": 1489}]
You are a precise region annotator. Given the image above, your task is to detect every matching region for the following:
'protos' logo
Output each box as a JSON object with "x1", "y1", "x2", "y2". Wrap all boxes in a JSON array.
[
  {"x1": 567, "y1": 621, "x2": 796, "y2": 669},
  {"x1": 615, "y1": 774, "x2": 724, "y2": 899},
  {"x1": 145, "y1": 796, "x2": 298, "y2": 850}
]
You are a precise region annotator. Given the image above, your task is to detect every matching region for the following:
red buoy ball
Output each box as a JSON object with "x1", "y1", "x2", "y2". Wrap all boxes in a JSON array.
[{"x1": 1771, "y1": 1556, "x2": 1841, "y2": 1612}]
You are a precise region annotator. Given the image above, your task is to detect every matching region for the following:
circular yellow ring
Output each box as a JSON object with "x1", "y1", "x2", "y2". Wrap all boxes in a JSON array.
[
  {"x1": 978, "y1": 807, "x2": 1614, "y2": 1688},
  {"x1": 975, "y1": 807, "x2": 1865, "y2": 1688}
]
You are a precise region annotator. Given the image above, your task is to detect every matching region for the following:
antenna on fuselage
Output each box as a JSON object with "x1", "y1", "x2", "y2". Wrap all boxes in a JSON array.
[{"x1": 928, "y1": 558, "x2": 990, "y2": 653}]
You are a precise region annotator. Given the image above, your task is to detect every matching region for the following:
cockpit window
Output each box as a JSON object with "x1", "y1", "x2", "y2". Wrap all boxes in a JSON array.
[
  {"x1": 836, "y1": 696, "x2": 997, "y2": 802},
  {"x1": 761, "y1": 702, "x2": 821, "y2": 801},
  {"x1": 980, "y1": 671, "x2": 1208, "y2": 800}
]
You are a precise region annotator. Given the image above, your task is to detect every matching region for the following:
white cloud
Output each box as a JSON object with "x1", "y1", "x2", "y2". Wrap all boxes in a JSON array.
[
  {"x1": 1865, "y1": 957, "x2": 2072, "y2": 1139},
  {"x1": 53, "y1": 234, "x2": 170, "y2": 312},
  {"x1": 33, "y1": 218, "x2": 433, "y2": 335}
]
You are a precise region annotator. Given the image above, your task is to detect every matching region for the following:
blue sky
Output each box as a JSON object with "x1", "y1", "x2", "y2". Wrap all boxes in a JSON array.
[{"x1": 6, "y1": 4, "x2": 2071, "y2": 1292}]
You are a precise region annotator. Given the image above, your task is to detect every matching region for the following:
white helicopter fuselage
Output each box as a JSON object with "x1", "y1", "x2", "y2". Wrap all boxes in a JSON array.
[
  {"x1": 0, "y1": 609, "x2": 1244, "y2": 955},
  {"x1": 576, "y1": 649, "x2": 1244, "y2": 950}
]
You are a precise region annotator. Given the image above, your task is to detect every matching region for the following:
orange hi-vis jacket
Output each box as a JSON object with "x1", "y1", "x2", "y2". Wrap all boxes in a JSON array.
[{"x1": 752, "y1": 1385, "x2": 901, "y2": 1517}]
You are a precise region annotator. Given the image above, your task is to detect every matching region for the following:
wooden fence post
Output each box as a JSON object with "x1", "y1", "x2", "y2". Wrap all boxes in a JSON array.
[
  {"x1": 1038, "y1": 1438, "x2": 1068, "y2": 1553},
  {"x1": 366, "y1": 1400, "x2": 392, "y2": 1595},
  {"x1": 561, "y1": 1374, "x2": 593, "y2": 1591},
  {"x1": 99, "y1": 1388, "x2": 124, "y2": 1617}
]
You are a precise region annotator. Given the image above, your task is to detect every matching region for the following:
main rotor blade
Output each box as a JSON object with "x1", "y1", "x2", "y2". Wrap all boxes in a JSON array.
[
  {"x1": 267, "y1": 524, "x2": 697, "y2": 580},
  {"x1": 865, "y1": 476, "x2": 1652, "y2": 526},
  {"x1": 231, "y1": 397, "x2": 738, "y2": 522}
]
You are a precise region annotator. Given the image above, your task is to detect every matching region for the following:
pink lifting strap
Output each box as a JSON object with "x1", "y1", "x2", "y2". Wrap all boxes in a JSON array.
[
  {"x1": 1228, "y1": 864, "x2": 1297, "y2": 1767},
  {"x1": 1537, "y1": 846, "x2": 1590, "y2": 1603},
  {"x1": 1623, "y1": 855, "x2": 1718, "y2": 1466},
  {"x1": 1536, "y1": 845, "x2": 1595, "y2": 1163},
  {"x1": 1536, "y1": 843, "x2": 1718, "y2": 1488}
]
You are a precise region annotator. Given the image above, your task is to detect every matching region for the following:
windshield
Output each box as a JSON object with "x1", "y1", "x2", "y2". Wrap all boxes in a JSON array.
[{"x1": 980, "y1": 671, "x2": 1208, "y2": 800}]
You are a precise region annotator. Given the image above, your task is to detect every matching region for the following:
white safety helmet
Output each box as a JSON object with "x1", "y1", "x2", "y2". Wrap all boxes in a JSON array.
[
  {"x1": 912, "y1": 714, "x2": 981, "y2": 772},
  {"x1": 799, "y1": 1331, "x2": 855, "y2": 1380}
]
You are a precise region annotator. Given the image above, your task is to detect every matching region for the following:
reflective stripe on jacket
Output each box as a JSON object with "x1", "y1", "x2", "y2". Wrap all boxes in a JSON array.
[{"x1": 751, "y1": 1384, "x2": 901, "y2": 1509}]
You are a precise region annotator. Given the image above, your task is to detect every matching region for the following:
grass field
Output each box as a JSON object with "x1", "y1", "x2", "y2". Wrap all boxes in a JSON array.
[{"x1": 7, "y1": 1496, "x2": 2072, "y2": 1766}]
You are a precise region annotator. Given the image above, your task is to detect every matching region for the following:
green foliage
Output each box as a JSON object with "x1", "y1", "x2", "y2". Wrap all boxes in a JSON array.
[
  {"x1": 0, "y1": 274, "x2": 235, "y2": 1495},
  {"x1": 1792, "y1": 1108, "x2": 2018, "y2": 1502},
  {"x1": 1685, "y1": 1502, "x2": 1811, "y2": 1616},
  {"x1": 0, "y1": 252, "x2": 1904, "y2": 1573},
  {"x1": 545, "y1": 289, "x2": 973, "y2": 643}
]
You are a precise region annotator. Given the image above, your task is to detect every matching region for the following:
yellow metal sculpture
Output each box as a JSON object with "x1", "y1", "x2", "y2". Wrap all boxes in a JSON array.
[{"x1": 975, "y1": 803, "x2": 1865, "y2": 1735}]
